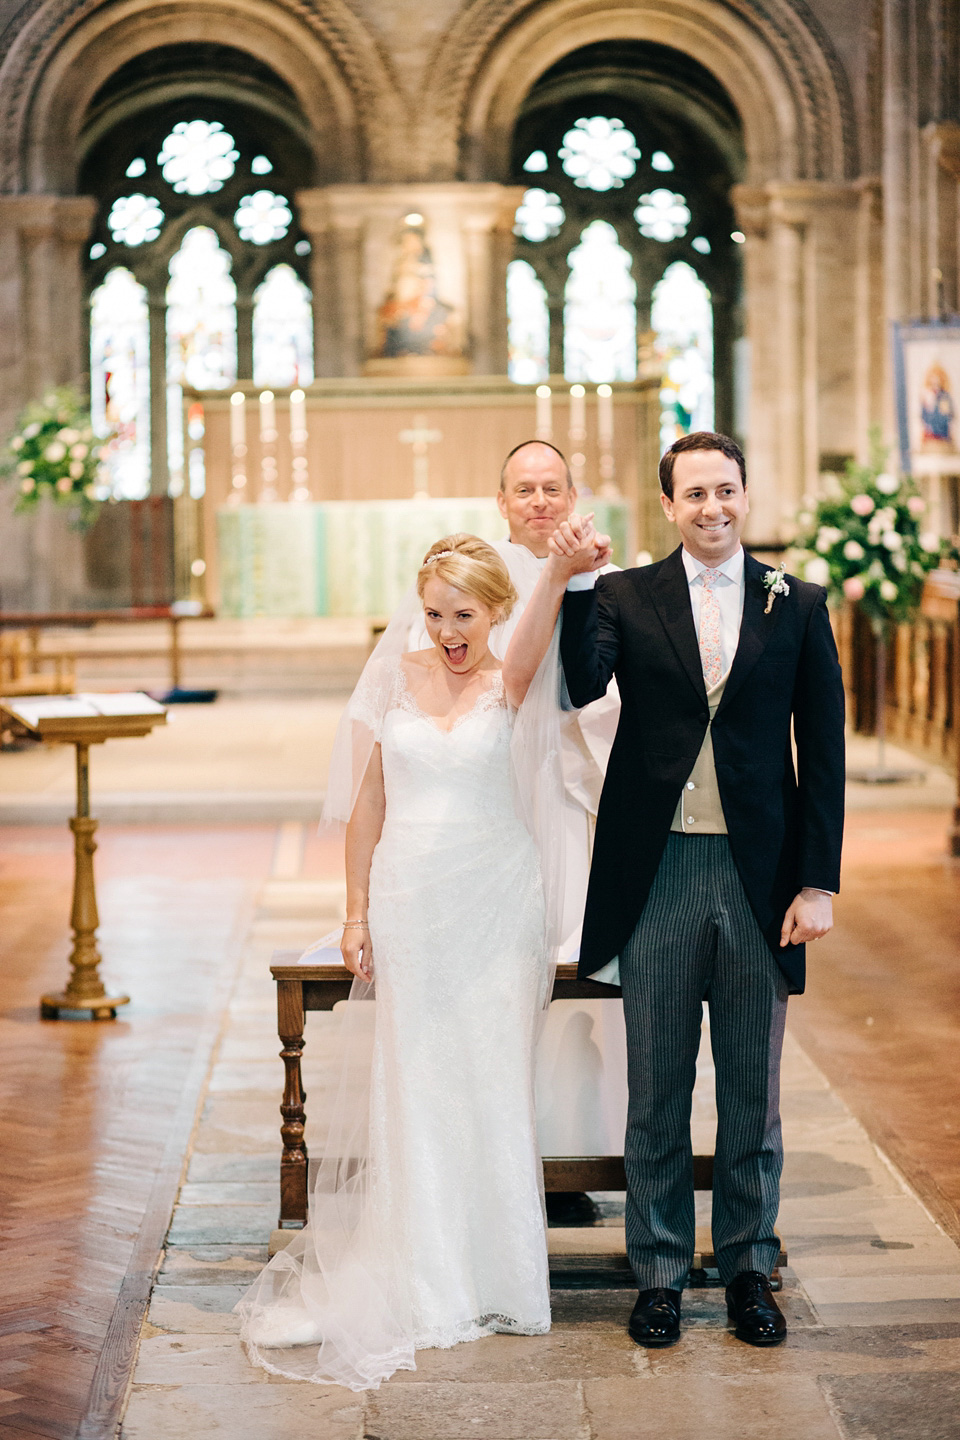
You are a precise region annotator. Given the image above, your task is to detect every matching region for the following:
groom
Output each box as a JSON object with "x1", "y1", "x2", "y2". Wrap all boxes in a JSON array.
[{"x1": 550, "y1": 431, "x2": 845, "y2": 1348}]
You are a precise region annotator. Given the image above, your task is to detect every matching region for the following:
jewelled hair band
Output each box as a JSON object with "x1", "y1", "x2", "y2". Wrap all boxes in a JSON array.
[{"x1": 425, "y1": 549, "x2": 454, "y2": 564}]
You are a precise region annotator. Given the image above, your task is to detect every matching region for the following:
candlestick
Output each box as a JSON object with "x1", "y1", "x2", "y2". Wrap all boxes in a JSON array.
[
  {"x1": 568, "y1": 384, "x2": 586, "y2": 443},
  {"x1": 259, "y1": 390, "x2": 278, "y2": 502},
  {"x1": 229, "y1": 391, "x2": 246, "y2": 502},
  {"x1": 535, "y1": 384, "x2": 552, "y2": 441},
  {"x1": 597, "y1": 384, "x2": 614, "y2": 448},
  {"x1": 289, "y1": 388, "x2": 310, "y2": 502}
]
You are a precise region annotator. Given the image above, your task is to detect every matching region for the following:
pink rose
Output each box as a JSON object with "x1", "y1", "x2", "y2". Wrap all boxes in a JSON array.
[
  {"x1": 843, "y1": 576, "x2": 865, "y2": 601},
  {"x1": 850, "y1": 494, "x2": 874, "y2": 516},
  {"x1": 907, "y1": 496, "x2": 926, "y2": 516}
]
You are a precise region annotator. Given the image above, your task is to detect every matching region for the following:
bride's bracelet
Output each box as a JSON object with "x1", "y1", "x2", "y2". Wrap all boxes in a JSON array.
[{"x1": 342, "y1": 920, "x2": 369, "y2": 929}]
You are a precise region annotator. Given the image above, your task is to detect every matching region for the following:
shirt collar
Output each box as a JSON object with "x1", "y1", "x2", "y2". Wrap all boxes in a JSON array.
[{"x1": 681, "y1": 545, "x2": 744, "y2": 585}]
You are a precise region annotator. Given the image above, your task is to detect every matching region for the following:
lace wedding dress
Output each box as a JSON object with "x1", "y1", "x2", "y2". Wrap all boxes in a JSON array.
[{"x1": 237, "y1": 660, "x2": 551, "y2": 1390}]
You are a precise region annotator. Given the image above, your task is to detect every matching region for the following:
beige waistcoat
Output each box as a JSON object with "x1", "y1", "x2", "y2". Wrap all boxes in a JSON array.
[{"x1": 671, "y1": 672, "x2": 728, "y2": 835}]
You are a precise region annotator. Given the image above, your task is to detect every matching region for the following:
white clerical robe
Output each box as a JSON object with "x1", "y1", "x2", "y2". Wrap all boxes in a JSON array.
[{"x1": 490, "y1": 539, "x2": 628, "y2": 1160}]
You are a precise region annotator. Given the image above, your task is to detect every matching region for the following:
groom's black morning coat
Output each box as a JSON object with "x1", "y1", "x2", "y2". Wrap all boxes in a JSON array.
[{"x1": 560, "y1": 546, "x2": 845, "y2": 994}]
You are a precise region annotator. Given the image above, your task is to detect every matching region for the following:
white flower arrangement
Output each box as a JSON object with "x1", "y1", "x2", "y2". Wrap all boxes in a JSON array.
[
  {"x1": 791, "y1": 434, "x2": 951, "y2": 626},
  {"x1": 2, "y1": 388, "x2": 112, "y2": 528}
]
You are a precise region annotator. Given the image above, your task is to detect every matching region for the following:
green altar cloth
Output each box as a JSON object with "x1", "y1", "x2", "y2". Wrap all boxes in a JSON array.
[{"x1": 216, "y1": 498, "x2": 630, "y2": 618}]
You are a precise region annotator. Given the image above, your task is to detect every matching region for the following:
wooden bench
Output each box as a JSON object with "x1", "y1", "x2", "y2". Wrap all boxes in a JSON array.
[
  {"x1": 270, "y1": 952, "x2": 785, "y2": 1276},
  {"x1": 0, "y1": 604, "x2": 212, "y2": 693}
]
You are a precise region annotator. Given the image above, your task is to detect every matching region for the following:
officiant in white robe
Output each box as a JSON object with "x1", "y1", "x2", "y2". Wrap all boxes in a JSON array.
[{"x1": 491, "y1": 441, "x2": 627, "y2": 1164}]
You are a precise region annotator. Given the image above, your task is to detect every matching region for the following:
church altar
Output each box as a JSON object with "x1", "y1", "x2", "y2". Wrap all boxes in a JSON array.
[
  {"x1": 182, "y1": 374, "x2": 662, "y2": 609},
  {"x1": 216, "y1": 496, "x2": 630, "y2": 618}
]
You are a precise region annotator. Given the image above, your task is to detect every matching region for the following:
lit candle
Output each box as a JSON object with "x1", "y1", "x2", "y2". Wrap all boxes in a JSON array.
[
  {"x1": 259, "y1": 390, "x2": 276, "y2": 443},
  {"x1": 289, "y1": 388, "x2": 309, "y2": 501},
  {"x1": 229, "y1": 391, "x2": 247, "y2": 498},
  {"x1": 289, "y1": 388, "x2": 307, "y2": 443},
  {"x1": 569, "y1": 384, "x2": 586, "y2": 442},
  {"x1": 535, "y1": 384, "x2": 552, "y2": 441},
  {"x1": 230, "y1": 390, "x2": 246, "y2": 448},
  {"x1": 259, "y1": 390, "x2": 278, "y2": 502},
  {"x1": 597, "y1": 384, "x2": 614, "y2": 449}
]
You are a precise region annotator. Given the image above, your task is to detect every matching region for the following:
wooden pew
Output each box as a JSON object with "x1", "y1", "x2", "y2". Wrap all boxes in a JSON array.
[{"x1": 269, "y1": 953, "x2": 786, "y2": 1278}]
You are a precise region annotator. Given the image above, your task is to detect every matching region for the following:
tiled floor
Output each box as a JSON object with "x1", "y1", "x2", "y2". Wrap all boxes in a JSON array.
[{"x1": 121, "y1": 819, "x2": 960, "y2": 1440}]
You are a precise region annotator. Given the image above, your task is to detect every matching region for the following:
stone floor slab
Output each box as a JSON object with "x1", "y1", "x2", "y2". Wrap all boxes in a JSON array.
[
  {"x1": 820, "y1": 1370, "x2": 960, "y2": 1440},
  {"x1": 167, "y1": 1203, "x2": 277, "y2": 1244},
  {"x1": 363, "y1": 1379, "x2": 588, "y2": 1440},
  {"x1": 149, "y1": 1286, "x2": 248, "y2": 1333},
  {"x1": 121, "y1": 1381, "x2": 362, "y2": 1439},
  {"x1": 647, "y1": 1324, "x2": 960, "y2": 1378},
  {"x1": 133, "y1": 1334, "x2": 264, "y2": 1385},
  {"x1": 388, "y1": 1328, "x2": 646, "y2": 1384},
  {"x1": 582, "y1": 1375, "x2": 842, "y2": 1440}
]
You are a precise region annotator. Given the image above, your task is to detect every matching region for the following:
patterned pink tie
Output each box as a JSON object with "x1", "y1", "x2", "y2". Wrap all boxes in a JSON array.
[{"x1": 698, "y1": 568, "x2": 723, "y2": 687}]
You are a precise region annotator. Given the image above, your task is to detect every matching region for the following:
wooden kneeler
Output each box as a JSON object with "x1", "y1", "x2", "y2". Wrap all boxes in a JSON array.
[{"x1": 269, "y1": 952, "x2": 786, "y2": 1282}]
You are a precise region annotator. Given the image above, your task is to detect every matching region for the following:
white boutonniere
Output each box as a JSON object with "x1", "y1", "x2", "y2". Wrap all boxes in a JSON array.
[{"x1": 762, "y1": 562, "x2": 790, "y2": 614}]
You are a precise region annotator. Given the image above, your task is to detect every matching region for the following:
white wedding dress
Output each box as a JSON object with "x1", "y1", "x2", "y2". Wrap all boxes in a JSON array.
[{"x1": 237, "y1": 660, "x2": 551, "y2": 1390}]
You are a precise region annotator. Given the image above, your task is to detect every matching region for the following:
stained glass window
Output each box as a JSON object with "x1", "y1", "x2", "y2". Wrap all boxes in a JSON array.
[
  {"x1": 166, "y1": 227, "x2": 237, "y2": 492},
  {"x1": 234, "y1": 190, "x2": 292, "y2": 244},
  {"x1": 634, "y1": 189, "x2": 691, "y2": 242},
  {"x1": 563, "y1": 221, "x2": 637, "y2": 382},
  {"x1": 158, "y1": 120, "x2": 239, "y2": 195},
  {"x1": 90, "y1": 267, "x2": 151, "y2": 499},
  {"x1": 651, "y1": 151, "x2": 674, "y2": 172},
  {"x1": 107, "y1": 193, "x2": 164, "y2": 245},
  {"x1": 506, "y1": 260, "x2": 549, "y2": 384},
  {"x1": 691, "y1": 236, "x2": 711, "y2": 255},
  {"x1": 523, "y1": 150, "x2": 548, "y2": 173},
  {"x1": 513, "y1": 188, "x2": 565, "y2": 243},
  {"x1": 559, "y1": 117, "x2": 640, "y2": 192},
  {"x1": 651, "y1": 261, "x2": 714, "y2": 451},
  {"x1": 253, "y1": 264, "x2": 314, "y2": 388},
  {"x1": 251, "y1": 155, "x2": 273, "y2": 175},
  {"x1": 125, "y1": 157, "x2": 147, "y2": 178}
]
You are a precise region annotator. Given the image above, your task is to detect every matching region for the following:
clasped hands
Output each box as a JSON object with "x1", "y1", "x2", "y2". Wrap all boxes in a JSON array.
[{"x1": 546, "y1": 512, "x2": 613, "y2": 576}]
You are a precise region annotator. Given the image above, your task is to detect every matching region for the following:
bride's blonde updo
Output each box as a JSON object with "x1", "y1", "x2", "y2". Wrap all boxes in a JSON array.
[{"x1": 417, "y1": 534, "x2": 518, "y2": 624}]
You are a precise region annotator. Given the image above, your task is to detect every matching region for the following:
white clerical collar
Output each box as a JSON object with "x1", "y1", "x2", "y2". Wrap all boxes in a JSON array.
[{"x1": 681, "y1": 545, "x2": 744, "y2": 585}]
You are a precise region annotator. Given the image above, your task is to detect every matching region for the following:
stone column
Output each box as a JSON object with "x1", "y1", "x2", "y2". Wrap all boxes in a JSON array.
[
  {"x1": 147, "y1": 290, "x2": 169, "y2": 498},
  {"x1": 854, "y1": 179, "x2": 885, "y2": 459},
  {"x1": 297, "y1": 184, "x2": 523, "y2": 377},
  {"x1": 924, "y1": 122, "x2": 960, "y2": 316},
  {"x1": 0, "y1": 196, "x2": 96, "y2": 436},
  {"x1": 732, "y1": 185, "x2": 780, "y2": 542},
  {"x1": 236, "y1": 293, "x2": 254, "y2": 381},
  {"x1": 734, "y1": 182, "x2": 861, "y2": 537}
]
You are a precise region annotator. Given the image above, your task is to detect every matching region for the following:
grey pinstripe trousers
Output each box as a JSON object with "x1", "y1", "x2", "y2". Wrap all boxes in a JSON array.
[{"x1": 619, "y1": 833, "x2": 789, "y2": 1289}]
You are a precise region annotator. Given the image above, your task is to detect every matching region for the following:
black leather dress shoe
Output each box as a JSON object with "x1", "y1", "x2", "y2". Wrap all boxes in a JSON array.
[
  {"x1": 628, "y1": 1287, "x2": 682, "y2": 1347},
  {"x1": 725, "y1": 1270, "x2": 787, "y2": 1345}
]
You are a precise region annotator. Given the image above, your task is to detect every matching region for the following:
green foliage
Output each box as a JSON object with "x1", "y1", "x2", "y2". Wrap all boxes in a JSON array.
[
  {"x1": 792, "y1": 432, "x2": 947, "y2": 628},
  {"x1": 2, "y1": 388, "x2": 112, "y2": 529}
]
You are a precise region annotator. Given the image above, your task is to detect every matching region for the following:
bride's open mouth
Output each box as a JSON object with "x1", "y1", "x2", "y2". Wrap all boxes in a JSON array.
[{"x1": 443, "y1": 643, "x2": 468, "y2": 665}]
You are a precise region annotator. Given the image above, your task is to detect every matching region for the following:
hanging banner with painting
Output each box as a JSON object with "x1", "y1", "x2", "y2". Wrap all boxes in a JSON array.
[{"x1": 893, "y1": 321, "x2": 960, "y2": 475}]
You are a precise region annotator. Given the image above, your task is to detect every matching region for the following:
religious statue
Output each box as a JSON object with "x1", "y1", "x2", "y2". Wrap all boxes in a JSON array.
[
  {"x1": 372, "y1": 225, "x2": 460, "y2": 360},
  {"x1": 919, "y1": 361, "x2": 956, "y2": 452}
]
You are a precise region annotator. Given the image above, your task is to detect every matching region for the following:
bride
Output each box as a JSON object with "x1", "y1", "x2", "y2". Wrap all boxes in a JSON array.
[{"x1": 237, "y1": 530, "x2": 606, "y2": 1390}]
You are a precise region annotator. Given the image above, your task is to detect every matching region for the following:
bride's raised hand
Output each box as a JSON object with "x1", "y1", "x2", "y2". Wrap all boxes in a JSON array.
[{"x1": 341, "y1": 923, "x2": 374, "y2": 983}]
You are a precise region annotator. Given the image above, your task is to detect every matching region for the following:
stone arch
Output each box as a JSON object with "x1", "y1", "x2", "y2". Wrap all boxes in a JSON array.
[
  {"x1": 0, "y1": 0, "x2": 403, "y2": 194},
  {"x1": 423, "y1": 0, "x2": 857, "y2": 185}
]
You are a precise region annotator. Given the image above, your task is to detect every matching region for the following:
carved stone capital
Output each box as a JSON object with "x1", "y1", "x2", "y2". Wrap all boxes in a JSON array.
[{"x1": 0, "y1": 194, "x2": 96, "y2": 243}]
